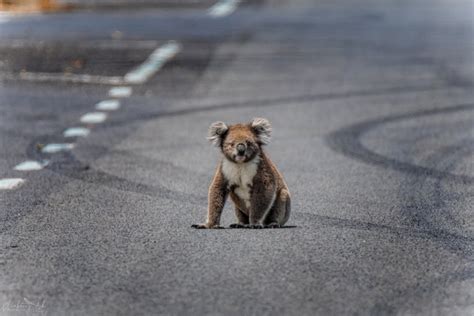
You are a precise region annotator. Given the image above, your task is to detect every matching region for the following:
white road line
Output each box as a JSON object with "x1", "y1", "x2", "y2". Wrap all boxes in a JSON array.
[
  {"x1": 0, "y1": 39, "x2": 161, "y2": 50},
  {"x1": 0, "y1": 178, "x2": 25, "y2": 190},
  {"x1": 124, "y1": 41, "x2": 181, "y2": 84},
  {"x1": 14, "y1": 72, "x2": 125, "y2": 85},
  {"x1": 0, "y1": 13, "x2": 13, "y2": 24},
  {"x1": 80, "y1": 112, "x2": 107, "y2": 124},
  {"x1": 63, "y1": 127, "x2": 90, "y2": 137},
  {"x1": 41, "y1": 143, "x2": 75, "y2": 154},
  {"x1": 108, "y1": 86, "x2": 132, "y2": 98},
  {"x1": 14, "y1": 160, "x2": 48, "y2": 171},
  {"x1": 208, "y1": 0, "x2": 239, "y2": 17},
  {"x1": 95, "y1": 99, "x2": 121, "y2": 111},
  {"x1": 7, "y1": 41, "x2": 180, "y2": 85}
]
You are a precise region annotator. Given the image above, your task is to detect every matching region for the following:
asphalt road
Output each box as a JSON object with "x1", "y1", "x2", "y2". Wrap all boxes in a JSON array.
[{"x1": 0, "y1": 0, "x2": 473, "y2": 315}]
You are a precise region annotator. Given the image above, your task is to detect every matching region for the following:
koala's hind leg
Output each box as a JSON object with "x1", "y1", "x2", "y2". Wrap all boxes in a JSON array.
[
  {"x1": 264, "y1": 189, "x2": 291, "y2": 228},
  {"x1": 229, "y1": 208, "x2": 249, "y2": 228}
]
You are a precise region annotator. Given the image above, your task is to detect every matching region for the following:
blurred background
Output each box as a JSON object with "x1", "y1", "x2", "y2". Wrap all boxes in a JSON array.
[{"x1": 0, "y1": 0, "x2": 473, "y2": 315}]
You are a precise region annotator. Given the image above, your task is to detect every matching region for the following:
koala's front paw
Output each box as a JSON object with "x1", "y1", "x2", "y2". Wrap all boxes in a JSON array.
[
  {"x1": 191, "y1": 223, "x2": 207, "y2": 229},
  {"x1": 249, "y1": 224, "x2": 264, "y2": 229},
  {"x1": 229, "y1": 223, "x2": 246, "y2": 228},
  {"x1": 265, "y1": 223, "x2": 281, "y2": 229},
  {"x1": 191, "y1": 223, "x2": 224, "y2": 229}
]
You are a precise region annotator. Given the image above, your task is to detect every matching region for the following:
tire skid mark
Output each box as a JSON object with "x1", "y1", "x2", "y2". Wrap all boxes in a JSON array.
[
  {"x1": 99, "y1": 84, "x2": 472, "y2": 129},
  {"x1": 324, "y1": 103, "x2": 474, "y2": 313},
  {"x1": 27, "y1": 141, "x2": 207, "y2": 205},
  {"x1": 300, "y1": 213, "x2": 474, "y2": 249},
  {"x1": 369, "y1": 267, "x2": 474, "y2": 315},
  {"x1": 302, "y1": 208, "x2": 473, "y2": 312},
  {"x1": 326, "y1": 105, "x2": 474, "y2": 255},
  {"x1": 399, "y1": 140, "x2": 474, "y2": 258},
  {"x1": 401, "y1": 140, "x2": 474, "y2": 229},
  {"x1": 325, "y1": 103, "x2": 474, "y2": 185}
]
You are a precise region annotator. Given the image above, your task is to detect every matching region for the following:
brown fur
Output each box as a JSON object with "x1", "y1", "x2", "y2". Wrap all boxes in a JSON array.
[{"x1": 192, "y1": 118, "x2": 291, "y2": 229}]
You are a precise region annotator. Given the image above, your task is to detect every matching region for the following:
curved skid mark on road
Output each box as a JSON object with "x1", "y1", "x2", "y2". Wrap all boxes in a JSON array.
[
  {"x1": 370, "y1": 267, "x2": 474, "y2": 315},
  {"x1": 51, "y1": 158, "x2": 207, "y2": 205},
  {"x1": 325, "y1": 104, "x2": 474, "y2": 260},
  {"x1": 399, "y1": 139, "x2": 474, "y2": 257},
  {"x1": 303, "y1": 211, "x2": 474, "y2": 313},
  {"x1": 302, "y1": 213, "x2": 474, "y2": 249},
  {"x1": 104, "y1": 84, "x2": 464, "y2": 129},
  {"x1": 401, "y1": 139, "x2": 474, "y2": 224},
  {"x1": 325, "y1": 103, "x2": 474, "y2": 185},
  {"x1": 25, "y1": 139, "x2": 207, "y2": 205}
]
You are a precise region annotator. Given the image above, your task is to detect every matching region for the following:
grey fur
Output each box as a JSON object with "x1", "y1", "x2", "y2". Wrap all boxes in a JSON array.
[
  {"x1": 251, "y1": 117, "x2": 272, "y2": 145},
  {"x1": 207, "y1": 121, "x2": 228, "y2": 147},
  {"x1": 193, "y1": 119, "x2": 291, "y2": 229}
]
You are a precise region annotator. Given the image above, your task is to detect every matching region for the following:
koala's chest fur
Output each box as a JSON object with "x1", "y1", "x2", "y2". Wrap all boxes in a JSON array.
[{"x1": 221, "y1": 157, "x2": 260, "y2": 208}]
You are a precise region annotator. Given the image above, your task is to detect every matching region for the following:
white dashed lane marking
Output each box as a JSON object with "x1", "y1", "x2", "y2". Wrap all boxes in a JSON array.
[
  {"x1": 41, "y1": 143, "x2": 75, "y2": 154},
  {"x1": 208, "y1": 0, "x2": 239, "y2": 17},
  {"x1": 124, "y1": 41, "x2": 181, "y2": 84},
  {"x1": 64, "y1": 127, "x2": 90, "y2": 137},
  {"x1": 108, "y1": 86, "x2": 132, "y2": 98},
  {"x1": 14, "y1": 160, "x2": 48, "y2": 171},
  {"x1": 96, "y1": 99, "x2": 121, "y2": 111},
  {"x1": 80, "y1": 112, "x2": 107, "y2": 124},
  {"x1": 0, "y1": 178, "x2": 25, "y2": 190},
  {"x1": 5, "y1": 35, "x2": 183, "y2": 190}
]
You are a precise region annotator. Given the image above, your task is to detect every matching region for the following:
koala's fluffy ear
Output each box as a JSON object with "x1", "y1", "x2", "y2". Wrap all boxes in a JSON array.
[
  {"x1": 207, "y1": 121, "x2": 228, "y2": 147},
  {"x1": 251, "y1": 117, "x2": 272, "y2": 145}
]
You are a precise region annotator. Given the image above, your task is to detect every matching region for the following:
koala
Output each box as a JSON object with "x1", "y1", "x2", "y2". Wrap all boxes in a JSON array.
[{"x1": 192, "y1": 118, "x2": 291, "y2": 229}]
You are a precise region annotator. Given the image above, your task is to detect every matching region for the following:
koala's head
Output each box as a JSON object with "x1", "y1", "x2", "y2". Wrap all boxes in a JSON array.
[{"x1": 208, "y1": 118, "x2": 272, "y2": 163}]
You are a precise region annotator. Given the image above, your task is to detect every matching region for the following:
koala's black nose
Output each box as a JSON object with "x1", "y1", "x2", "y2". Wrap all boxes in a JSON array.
[{"x1": 236, "y1": 143, "x2": 246, "y2": 154}]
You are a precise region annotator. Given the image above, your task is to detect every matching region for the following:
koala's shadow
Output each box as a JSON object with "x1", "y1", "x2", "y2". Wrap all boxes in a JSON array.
[
  {"x1": 191, "y1": 225, "x2": 299, "y2": 230},
  {"x1": 226, "y1": 225, "x2": 299, "y2": 229}
]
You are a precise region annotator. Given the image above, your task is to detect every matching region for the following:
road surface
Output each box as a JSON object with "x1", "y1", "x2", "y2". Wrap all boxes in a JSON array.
[{"x1": 0, "y1": 0, "x2": 473, "y2": 314}]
